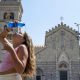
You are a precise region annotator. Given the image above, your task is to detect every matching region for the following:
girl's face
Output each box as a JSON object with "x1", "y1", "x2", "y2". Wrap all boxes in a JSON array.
[{"x1": 12, "y1": 33, "x2": 25, "y2": 45}]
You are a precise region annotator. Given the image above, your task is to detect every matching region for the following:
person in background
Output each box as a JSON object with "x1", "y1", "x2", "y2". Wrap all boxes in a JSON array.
[{"x1": 0, "y1": 28, "x2": 36, "y2": 80}]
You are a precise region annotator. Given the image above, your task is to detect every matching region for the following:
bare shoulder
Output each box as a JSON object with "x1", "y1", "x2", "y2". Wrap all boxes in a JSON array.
[
  {"x1": 17, "y1": 44, "x2": 28, "y2": 56},
  {"x1": 19, "y1": 44, "x2": 27, "y2": 49}
]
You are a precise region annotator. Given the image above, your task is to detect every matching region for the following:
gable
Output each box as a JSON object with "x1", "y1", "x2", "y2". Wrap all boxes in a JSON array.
[
  {"x1": 45, "y1": 22, "x2": 78, "y2": 48},
  {"x1": 46, "y1": 22, "x2": 78, "y2": 38}
]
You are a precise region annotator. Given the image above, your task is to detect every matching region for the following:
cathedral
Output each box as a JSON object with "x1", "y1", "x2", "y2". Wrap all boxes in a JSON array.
[
  {"x1": 0, "y1": 0, "x2": 80, "y2": 80},
  {"x1": 34, "y1": 22, "x2": 80, "y2": 80}
]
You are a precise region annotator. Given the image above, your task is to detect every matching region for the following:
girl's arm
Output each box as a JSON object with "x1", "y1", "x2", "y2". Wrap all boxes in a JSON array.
[
  {"x1": 0, "y1": 28, "x2": 28, "y2": 74},
  {"x1": 9, "y1": 45, "x2": 28, "y2": 74},
  {"x1": 0, "y1": 37, "x2": 28, "y2": 74}
]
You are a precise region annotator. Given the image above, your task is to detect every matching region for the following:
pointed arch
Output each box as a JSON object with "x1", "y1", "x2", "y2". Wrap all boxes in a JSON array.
[
  {"x1": 4, "y1": 12, "x2": 7, "y2": 19},
  {"x1": 58, "y1": 51, "x2": 69, "y2": 64},
  {"x1": 4, "y1": 25, "x2": 7, "y2": 30},
  {"x1": 36, "y1": 68, "x2": 43, "y2": 75},
  {"x1": 10, "y1": 12, "x2": 14, "y2": 19}
]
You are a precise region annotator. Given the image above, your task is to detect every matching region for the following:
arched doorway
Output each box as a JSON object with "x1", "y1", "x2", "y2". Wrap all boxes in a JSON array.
[
  {"x1": 60, "y1": 71, "x2": 67, "y2": 80},
  {"x1": 59, "y1": 62, "x2": 68, "y2": 80},
  {"x1": 36, "y1": 68, "x2": 43, "y2": 80}
]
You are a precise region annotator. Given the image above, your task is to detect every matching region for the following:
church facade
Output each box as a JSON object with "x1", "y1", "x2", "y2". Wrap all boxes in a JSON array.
[{"x1": 33, "y1": 22, "x2": 80, "y2": 80}]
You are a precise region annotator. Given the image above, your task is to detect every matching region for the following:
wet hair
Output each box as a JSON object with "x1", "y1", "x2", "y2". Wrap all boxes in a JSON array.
[{"x1": 22, "y1": 32, "x2": 36, "y2": 77}]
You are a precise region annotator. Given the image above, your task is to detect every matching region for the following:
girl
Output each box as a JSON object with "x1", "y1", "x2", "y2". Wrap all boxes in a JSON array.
[{"x1": 0, "y1": 28, "x2": 36, "y2": 80}]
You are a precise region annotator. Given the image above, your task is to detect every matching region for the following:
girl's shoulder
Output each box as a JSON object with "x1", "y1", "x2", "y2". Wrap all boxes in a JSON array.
[
  {"x1": 18, "y1": 44, "x2": 26, "y2": 49},
  {"x1": 15, "y1": 44, "x2": 27, "y2": 51},
  {"x1": 16, "y1": 44, "x2": 28, "y2": 56}
]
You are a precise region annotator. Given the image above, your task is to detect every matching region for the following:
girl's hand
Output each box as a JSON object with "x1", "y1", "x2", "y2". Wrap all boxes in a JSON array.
[{"x1": 0, "y1": 28, "x2": 13, "y2": 38}]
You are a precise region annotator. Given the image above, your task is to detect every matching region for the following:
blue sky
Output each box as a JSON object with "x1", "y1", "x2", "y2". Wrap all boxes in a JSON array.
[{"x1": 21, "y1": 0, "x2": 80, "y2": 45}]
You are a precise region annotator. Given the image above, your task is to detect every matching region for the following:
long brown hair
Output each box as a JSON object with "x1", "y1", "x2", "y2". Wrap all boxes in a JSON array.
[{"x1": 22, "y1": 32, "x2": 36, "y2": 77}]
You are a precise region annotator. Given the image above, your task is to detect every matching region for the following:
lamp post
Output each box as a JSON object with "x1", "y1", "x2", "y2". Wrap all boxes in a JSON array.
[{"x1": 74, "y1": 23, "x2": 80, "y2": 80}]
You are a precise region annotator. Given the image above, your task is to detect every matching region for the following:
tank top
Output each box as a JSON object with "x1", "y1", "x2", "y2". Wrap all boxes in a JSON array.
[{"x1": 0, "y1": 47, "x2": 18, "y2": 72}]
